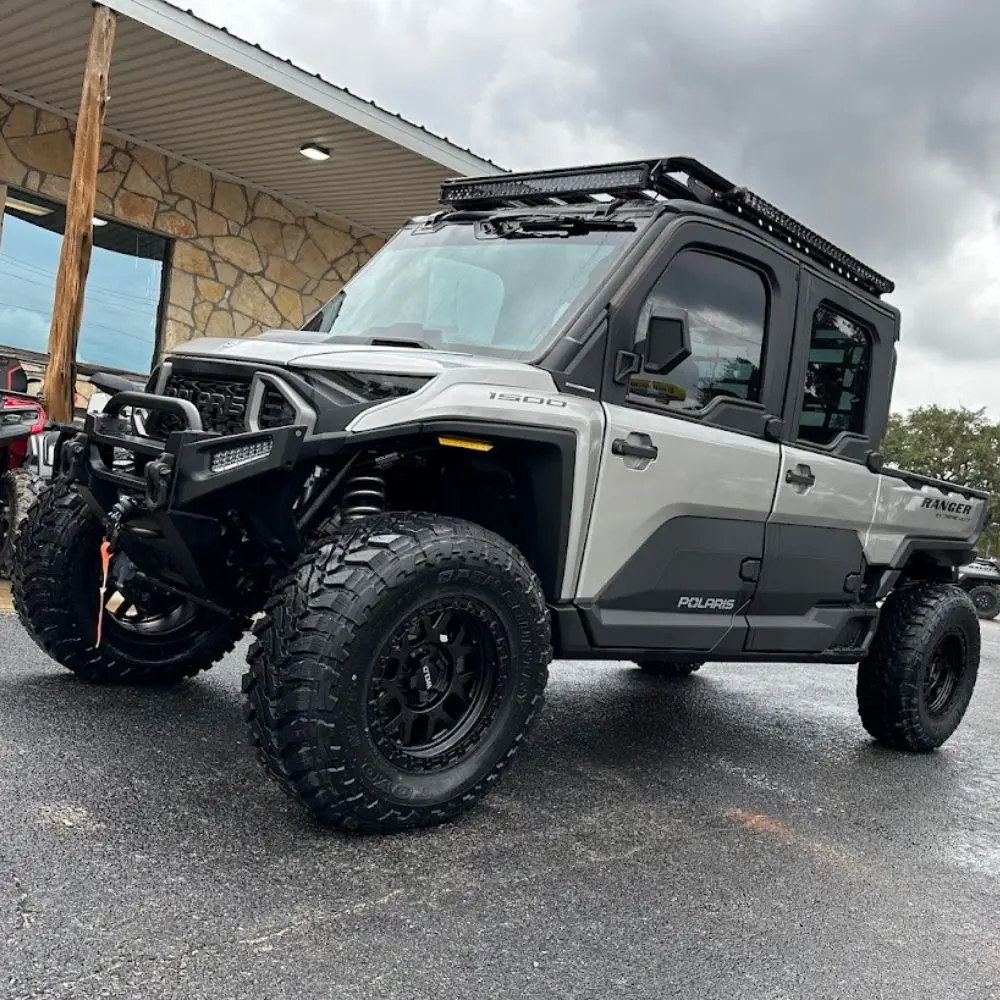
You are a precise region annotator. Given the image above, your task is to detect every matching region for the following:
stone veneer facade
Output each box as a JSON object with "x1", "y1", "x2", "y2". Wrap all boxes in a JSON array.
[{"x1": 0, "y1": 94, "x2": 385, "y2": 367}]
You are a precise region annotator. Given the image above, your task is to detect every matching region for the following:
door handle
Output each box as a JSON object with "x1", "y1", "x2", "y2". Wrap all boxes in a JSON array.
[
  {"x1": 612, "y1": 437, "x2": 658, "y2": 460},
  {"x1": 785, "y1": 464, "x2": 815, "y2": 488}
]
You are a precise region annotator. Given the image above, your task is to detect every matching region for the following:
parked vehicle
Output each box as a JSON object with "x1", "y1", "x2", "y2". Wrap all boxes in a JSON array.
[
  {"x1": 957, "y1": 557, "x2": 1000, "y2": 619},
  {"x1": 29, "y1": 371, "x2": 145, "y2": 486},
  {"x1": 13, "y1": 157, "x2": 990, "y2": 833},
  {"x1": 0, "y1": 357, "x2": 45, "y2": 576}
]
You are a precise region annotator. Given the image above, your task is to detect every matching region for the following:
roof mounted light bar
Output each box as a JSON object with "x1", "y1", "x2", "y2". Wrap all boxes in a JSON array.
[
  {"x1": 439, "y1": 162, "x2": 657, "y2": 208},
  {"x1": 439, "y1": 156, "x2": 894, "y2": 296}
]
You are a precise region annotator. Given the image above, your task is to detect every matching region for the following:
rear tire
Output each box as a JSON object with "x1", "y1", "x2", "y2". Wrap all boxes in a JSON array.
[
  {"x1": 857, "y1": 582, "x2": 979, "y2": 751},
  {"x1": 637, "y1": 660, "x2": 703, "y2": 678},
  {"x1": 243, "y1": 512, "x2": 551, "y2": 833},
  {"x1": 12, "y1": 480, "x2": 247, "y2": 685},
  {"x1": 965, "y1": 583, "x2": 1000, "y2": 620}
]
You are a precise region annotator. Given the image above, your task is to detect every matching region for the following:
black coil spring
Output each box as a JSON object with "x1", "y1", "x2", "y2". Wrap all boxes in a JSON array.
[{"x1": 342, "y1": 474, "x2": 386, "y2": 521}]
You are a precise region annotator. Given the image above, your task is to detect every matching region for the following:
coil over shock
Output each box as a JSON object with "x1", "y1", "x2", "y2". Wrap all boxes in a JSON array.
[{"x1": 341, "y1": 474, "x2": 386, "y2": 522}]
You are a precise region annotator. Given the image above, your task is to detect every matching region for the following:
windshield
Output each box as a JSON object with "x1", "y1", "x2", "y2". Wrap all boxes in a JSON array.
[{"x1": 300, "y1": 219, "x2": 636, "y2": 358}]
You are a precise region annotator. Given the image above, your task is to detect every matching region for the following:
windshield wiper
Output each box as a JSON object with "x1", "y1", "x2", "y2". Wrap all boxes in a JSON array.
[
  {"x1": 363, "y1": 324, "x2": 444, "y2": 349},
  {"x1": 479, "y1": 214, "x2": 636, "y2": 239}
]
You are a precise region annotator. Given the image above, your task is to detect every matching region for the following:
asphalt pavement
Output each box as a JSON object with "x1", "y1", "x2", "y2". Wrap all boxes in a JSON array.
[{"x1": 2, "y1": 603, "x2": 1000, "y2": 1000}]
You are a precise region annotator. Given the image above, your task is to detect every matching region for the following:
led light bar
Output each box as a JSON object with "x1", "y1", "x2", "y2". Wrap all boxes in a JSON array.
[
  {"x1": 720, "y1": 187, "x2": 895, "y2": 296},
  {"x1": 440, "y1": 162, "x2": 654, "y2": 209},
  {"x1": 437, "y1": 155, "x2": 895, "y2": 296},
  {"x1": 210, "y1": 437, "x2": 272, "y2": 473}
]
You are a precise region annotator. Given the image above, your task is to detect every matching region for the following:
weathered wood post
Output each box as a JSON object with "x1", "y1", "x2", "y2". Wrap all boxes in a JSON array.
[{"x1": 40, "y1": 4, "x2": 117, "y2": 422}]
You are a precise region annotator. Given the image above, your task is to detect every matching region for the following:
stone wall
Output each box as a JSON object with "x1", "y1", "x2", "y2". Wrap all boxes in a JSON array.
[{"x1": 0, "y1": 94, "x2": 385, "y2": 365}]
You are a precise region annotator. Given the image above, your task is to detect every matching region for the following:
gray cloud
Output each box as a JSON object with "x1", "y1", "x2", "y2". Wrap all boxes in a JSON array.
[
  {"x1": 189, "y1": 0, "x2": 1000, "y2": 405},
  {"x1": 567, "y1": 0, "x2": 1000, "y2": 260}
]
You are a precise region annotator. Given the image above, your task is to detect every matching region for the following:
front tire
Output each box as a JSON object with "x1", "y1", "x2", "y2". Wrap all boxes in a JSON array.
[
  {"x1": 857, "y1": 582, "x2": 980, "y2": 751},
  {"x1": 965, "y1": 583, "x2": 1000, "y2": 620},
  {"x1": 243, "y1": 512, "x2": 552, "y2": 834},
  {"x1": 12, "y1": 481, "x2": 247, "y2": 685}
]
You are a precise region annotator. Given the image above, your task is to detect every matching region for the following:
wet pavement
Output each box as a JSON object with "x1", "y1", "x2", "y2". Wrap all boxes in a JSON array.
[{"x1": 1, "y1": 609, "x2": 999, "y2": 999}]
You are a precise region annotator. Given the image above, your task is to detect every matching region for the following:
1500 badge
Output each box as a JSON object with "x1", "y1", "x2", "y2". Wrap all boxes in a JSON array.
[{"x1": 488, "y1": 391, "x2": 567, "y2": 408}]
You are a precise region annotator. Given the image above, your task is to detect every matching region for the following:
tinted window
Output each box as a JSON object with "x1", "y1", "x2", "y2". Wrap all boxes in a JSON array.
[
  {"x1": 797, "y1": 305, "x2": 872, "y2": 445},
  {"x1": 0, "y1": 188, "x2": 168, "y2": 374},
  {"x1": 629, "y1": 250, "x2": 768, "y2": 411}
]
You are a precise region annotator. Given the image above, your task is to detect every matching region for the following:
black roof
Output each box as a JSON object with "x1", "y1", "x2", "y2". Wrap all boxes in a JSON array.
[{"x1": 439, "y1": 157, "x2": 894, "y2": 297}]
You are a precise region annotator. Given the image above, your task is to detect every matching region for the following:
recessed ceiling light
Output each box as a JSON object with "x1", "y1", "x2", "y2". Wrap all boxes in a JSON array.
[
  {"x1": 5, "y1": 197, "x2": 51, "y2": 217},
  {"x1": 299, "y1": 142, "x2": 331, "y2": 161}
]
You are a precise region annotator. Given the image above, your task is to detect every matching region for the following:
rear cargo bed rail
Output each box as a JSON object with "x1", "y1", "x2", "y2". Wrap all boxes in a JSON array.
[{"x1": 882, "y1": 465, "x2": 991, "y2": 502}]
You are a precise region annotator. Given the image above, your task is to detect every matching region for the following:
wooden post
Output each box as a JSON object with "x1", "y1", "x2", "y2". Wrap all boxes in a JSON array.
[{"x1": 40, "y1": 4, "x2": 117, "y2": 422}]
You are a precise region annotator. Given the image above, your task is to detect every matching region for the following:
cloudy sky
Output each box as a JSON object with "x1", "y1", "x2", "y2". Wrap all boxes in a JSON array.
[{"x1": 187, "y1": 0, "x2": 1000, "y2": 417}]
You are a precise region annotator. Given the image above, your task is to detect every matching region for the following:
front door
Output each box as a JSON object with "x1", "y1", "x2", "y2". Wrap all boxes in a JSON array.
[{"x1": 574, "y1": 219, "x2": 799, "y2": 656}]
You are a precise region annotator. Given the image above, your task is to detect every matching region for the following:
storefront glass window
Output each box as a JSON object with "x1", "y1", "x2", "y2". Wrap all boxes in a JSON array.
[{"x1": 0, "y1": 188, "x2": 168, "y2": 374}]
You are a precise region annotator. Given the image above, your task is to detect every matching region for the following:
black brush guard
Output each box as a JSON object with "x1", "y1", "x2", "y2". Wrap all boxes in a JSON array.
[
  {"x1": 53, "y1": 390, "x2": 309, "y2": 606},
  {"x1": 59, "y1": 390, "x2": 307, "y2": 512}
]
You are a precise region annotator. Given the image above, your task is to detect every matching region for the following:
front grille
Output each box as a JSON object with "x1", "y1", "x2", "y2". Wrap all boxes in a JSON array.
[
  {"x1": 153, "y1": 374, "x2": 251, "y2": 436},
  {"x1": 147, "y1": 373, "x2": 296, "y2": 437}
]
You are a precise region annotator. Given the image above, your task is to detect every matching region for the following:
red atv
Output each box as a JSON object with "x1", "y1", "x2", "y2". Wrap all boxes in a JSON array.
[{"x1": 0, "y1": 357, "x2": 45, "y2": 577}]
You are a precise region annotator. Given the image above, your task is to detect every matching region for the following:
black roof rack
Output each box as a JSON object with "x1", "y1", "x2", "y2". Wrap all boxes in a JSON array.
[{"x1": 439, "y1": 157, "x2": 894, "y2": 297}]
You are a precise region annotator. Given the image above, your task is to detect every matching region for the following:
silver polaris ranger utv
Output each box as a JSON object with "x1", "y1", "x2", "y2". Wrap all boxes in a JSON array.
[{"x1": 13, "y1": 157, "x2": 990, "y2": 833}]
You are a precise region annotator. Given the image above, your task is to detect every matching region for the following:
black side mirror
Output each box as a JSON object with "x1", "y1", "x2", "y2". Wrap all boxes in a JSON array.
[{"x1": 637, "y1": 304, "x2": 691, "y2": 375}]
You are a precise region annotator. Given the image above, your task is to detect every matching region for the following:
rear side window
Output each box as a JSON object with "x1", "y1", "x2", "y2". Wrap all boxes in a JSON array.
[{"x1": 797, "y1": 305, "x2": 872, "y2": 445}]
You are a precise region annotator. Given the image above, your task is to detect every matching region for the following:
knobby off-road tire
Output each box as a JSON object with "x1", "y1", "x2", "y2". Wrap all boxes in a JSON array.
[
  {"x1": 857, "y1": 582, "x2": 980, "y2": 752},
  {"x1": 637, "y1": 660, "x2": 703, "y2": 678},
  {"x1": 12, "y1": 480, "x2": 247, "y2": 686},
  {"x1": 243, "y1": 512, "x2": 552, "y2": 834},
  {"x1": 0, "y1": 467, "x2": 41, "y2": 578},
  {"x1": 965, "y1": 583, "x2": 1000, "y2": 620}
]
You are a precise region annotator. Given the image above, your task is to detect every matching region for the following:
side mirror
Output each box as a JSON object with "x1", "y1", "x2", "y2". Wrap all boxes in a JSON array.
[{"x1": 638, "y1": 304, "x2": 691, "y2": 375}]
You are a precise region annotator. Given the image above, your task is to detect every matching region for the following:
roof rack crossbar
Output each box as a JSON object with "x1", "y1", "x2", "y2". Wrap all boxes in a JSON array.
[{"x1": 439, "y1": 156, "x2": 894, "y2": 296}]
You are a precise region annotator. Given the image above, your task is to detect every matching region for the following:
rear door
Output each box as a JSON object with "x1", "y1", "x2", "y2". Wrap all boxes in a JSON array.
[
  {"x1": 575, "y1": 219, "x2": 798, "y2": 656},
  {"x1": 745, "y1": 271, "x2": 897, "y2": 654}
]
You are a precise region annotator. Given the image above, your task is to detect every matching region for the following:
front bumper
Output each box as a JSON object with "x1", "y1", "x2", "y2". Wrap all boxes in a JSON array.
[{"x1": 57, "y1": 389, "x2": 309, "y2": 515}]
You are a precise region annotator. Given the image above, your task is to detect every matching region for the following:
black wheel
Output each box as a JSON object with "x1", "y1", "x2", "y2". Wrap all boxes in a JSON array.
[
  {"x1": 636, "y1": 660, "x2": 703, "y2": 678},
  {"x1": 0, "y1": 467, "x2": 40, "y2": 577},
  {"x1": 966, "y1": 583, "x2": 1000, "y2": 620},
  {"x1": 243, "y1": 512, "x2": 551, "y2": 833},
  {"x1": 857, "y1": 582, "x2": 980, "y2": 752},
  {"x1": 11, "y1": 480, "x2": 247, "y2": 685}
]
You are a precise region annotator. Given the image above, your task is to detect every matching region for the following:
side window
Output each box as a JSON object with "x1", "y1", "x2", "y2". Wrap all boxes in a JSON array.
[
  {"x1": 629, "y1": 249, "x2": 768, "y2": 412},
  {"x1": 797, "y1": 305, "x2": 872, "y2": 445}
]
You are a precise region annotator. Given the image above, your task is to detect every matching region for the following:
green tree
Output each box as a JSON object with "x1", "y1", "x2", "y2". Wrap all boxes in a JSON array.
[{"x1": 882, "y1": 405, "x2": 1000, "y2": 554}]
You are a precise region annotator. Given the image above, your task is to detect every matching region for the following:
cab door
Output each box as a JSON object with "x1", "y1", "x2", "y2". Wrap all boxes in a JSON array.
[
  {"x1": 744, "y1": 270, "x2": 898, "y2": 654},
  {"x1": 574, "y1": 219, "x2": 798, "y2": 656}
]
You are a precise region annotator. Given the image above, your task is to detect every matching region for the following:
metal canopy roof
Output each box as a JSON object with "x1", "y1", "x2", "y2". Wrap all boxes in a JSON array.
[{"x1": 0, "y1": 0, "x2": 501, "y2": 236}]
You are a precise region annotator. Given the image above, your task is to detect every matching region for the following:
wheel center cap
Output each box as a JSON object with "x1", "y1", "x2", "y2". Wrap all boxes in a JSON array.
[
  {"x1": 421, "y1": 661, "x2": 433, "y2": 690},
  {"x1": 408, "y1": 646, "x2": 451, "y2": 706}
]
